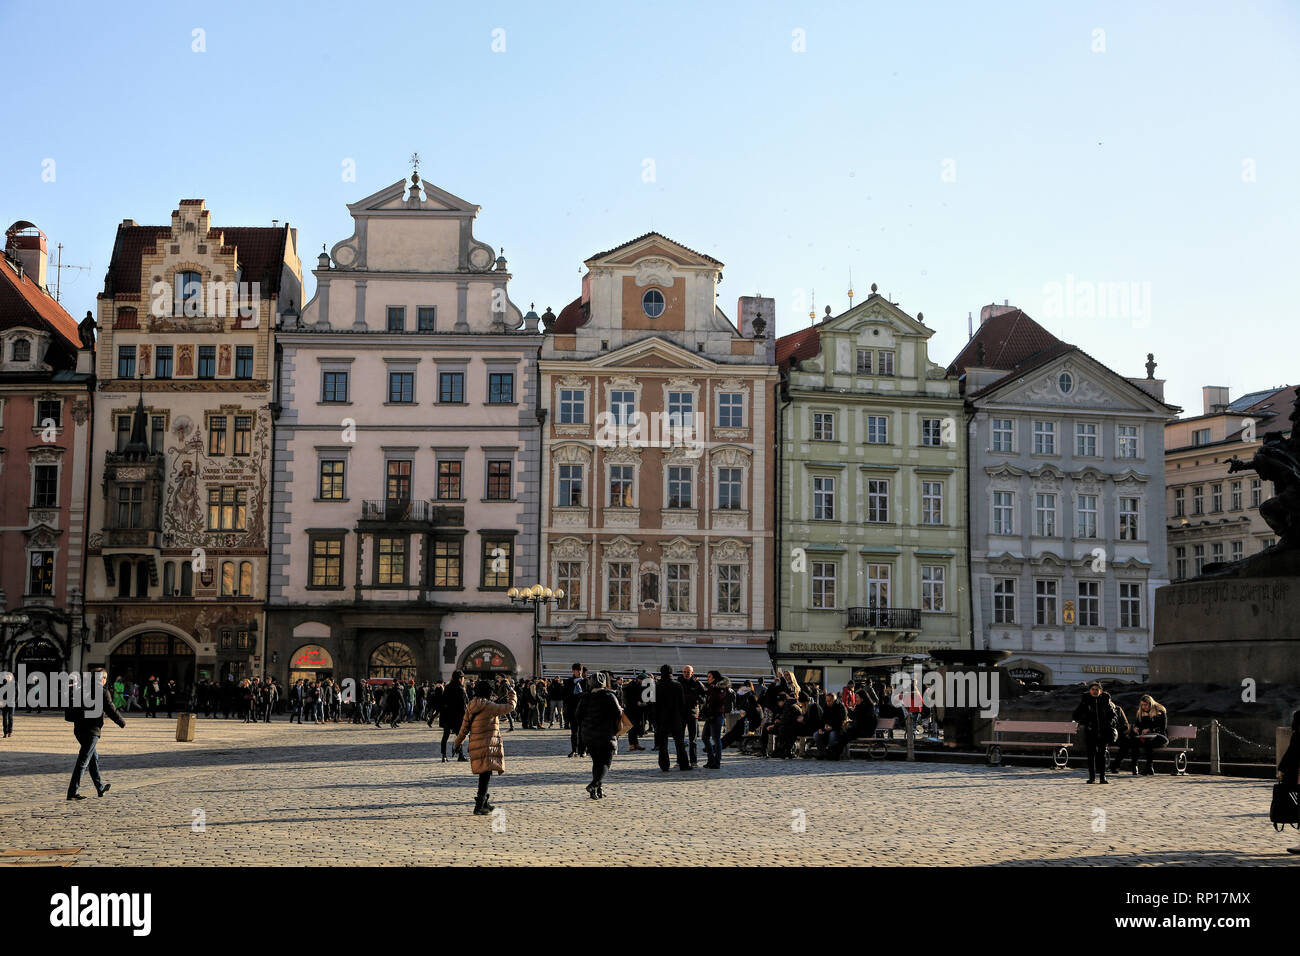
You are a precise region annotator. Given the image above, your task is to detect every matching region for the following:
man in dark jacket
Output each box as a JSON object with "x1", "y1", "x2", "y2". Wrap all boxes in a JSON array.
[
  {"x1": 574, "y1": 671, "x2": 623, "y2": 799},
  {"x1": 67, "y1": 668, "x2": 126, "y2": 800},
  {"x1": 563, "y1": 663, "x2": 586, "y2": 757},
  {"x1": 678, "y1": 665, "x2": 707, "y2": 768},
  {"x1": 814, "y1": 692, "x2": 847, "y2": 757},
  {"x1": 623, "y1": 673, "x2": 647, "y2": 750},
  {"x1": 1072, "y1": 682, "x2": 1117, "y2": 784},
  {"x1": 654, "y1": 664, "x2": 691, "y2": 771},
  {"x1": 834, "y1": 686, "x2": 879, "y2": 758}
]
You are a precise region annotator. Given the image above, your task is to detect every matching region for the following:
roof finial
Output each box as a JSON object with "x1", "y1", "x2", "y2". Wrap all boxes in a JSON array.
[
  {"x1": 1145, "y1": 352, "x2": 1157, "y2": 380},
  {"x1": 809, "y1": 288, "x2": 816, "y2": 327},
  {"x1": 410, "y1": 151, "x2": 421, "y2": 184},
  {"x1": 847, "y1": 268, "x2": 855, "y2": 308}
]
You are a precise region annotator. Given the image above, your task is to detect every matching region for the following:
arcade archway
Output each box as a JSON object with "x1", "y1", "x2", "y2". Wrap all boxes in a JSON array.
[
  {"x1": 368, "y1": 642, "x2": 416, "y2": 681},
  {"x1": 109, "y1": 632, "x2": 196, "y2": 691}
]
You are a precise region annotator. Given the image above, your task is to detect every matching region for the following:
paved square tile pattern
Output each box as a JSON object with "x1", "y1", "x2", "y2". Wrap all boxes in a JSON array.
[{"x1": 0, "y1": 714, "x2": 1291, "y2": 866}]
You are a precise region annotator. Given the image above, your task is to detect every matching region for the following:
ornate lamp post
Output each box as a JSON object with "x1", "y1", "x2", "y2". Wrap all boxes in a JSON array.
[{"x1": 507, "y1": 584, "x2": 564, "y2": 678}]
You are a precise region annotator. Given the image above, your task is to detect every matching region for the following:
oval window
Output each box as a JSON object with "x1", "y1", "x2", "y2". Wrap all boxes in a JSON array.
[
  {"x1": 642, "y1": 289, "x2": 665, "y2": 318},
  {"x1": 1058, "y1": 371, "x2": 1074, "y2": 394}
]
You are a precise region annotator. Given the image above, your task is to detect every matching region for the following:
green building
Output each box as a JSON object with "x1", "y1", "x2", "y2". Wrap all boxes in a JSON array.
[{"x1": 774, "y1": 289, "x2": 971, "y2": 692}]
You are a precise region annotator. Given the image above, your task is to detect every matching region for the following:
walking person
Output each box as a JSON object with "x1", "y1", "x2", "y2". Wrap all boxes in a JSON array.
[
  {"x1": 1072, "y1": 681, "x2": 1117, "y2": 784},
  {"x1": 623, "y1": 673, "x2": 647, "y2": 751},
  {"x1": 439, "y1": 672, "x2": 468, "y2": 761},
  {"x1": 0, "y1": 670, "x2": 14, "y2": 738},
  {"x1": 426, "y1": 679, "x2": 444, "y2": 728},
  {"x1": 563, "y1": 663, "x2": 586, "y2": 757},
  {"x1": 66, "y1": 668, "x2": 126, "y2": 800},
  {"x1": 453, "y1": 678, "x2": 517, "y2": 816},
  {"x1": 654, "y1": 664, "x2": 691, "y2": 771},
  {"x1": 700, "y1": 670, "x2": 731, "y2": 769},
  {"x1": 574, "y1": 671, "x2": 623, "y2": 799},
  {"x1": 1278, "y1": 710, "x2": 1300, "y2": 855}
]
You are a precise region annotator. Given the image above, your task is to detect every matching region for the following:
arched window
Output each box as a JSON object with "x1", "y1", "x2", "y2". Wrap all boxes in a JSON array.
[
  {"x1": 135, "y1": 561, "x2": 150, "y2": 597},
  {"x1": 163, "y1": 561, "x2": 176, "y2": 595},
  {"x1": 220, "y1": 561, "x2": 235, "y2": 596},
  {"x1": 11, "y1": 338, "x2": 31, "y2": 362},
  {"x1": 117, "y1": 560, "x2": 132, "y2": 598},
  {"x1": 180, "y1": 561, "x2": 193, "y2": 597},
  {"x1": 239, "y1": 561, "x2": 253, "y2": 597},
  {"x1": 175, "y1": 270, "x2": 203, "y2": 316}
]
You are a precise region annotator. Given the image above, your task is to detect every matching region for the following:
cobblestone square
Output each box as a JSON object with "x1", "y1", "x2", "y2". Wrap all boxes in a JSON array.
[{"x1": 0, "y1": 714, "x2": 1292, "y2": 867}]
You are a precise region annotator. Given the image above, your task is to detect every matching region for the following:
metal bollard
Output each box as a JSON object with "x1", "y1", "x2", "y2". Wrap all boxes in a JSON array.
[{"x1": 1209, "y1": 718, "x2": 1220, "y2": 775}]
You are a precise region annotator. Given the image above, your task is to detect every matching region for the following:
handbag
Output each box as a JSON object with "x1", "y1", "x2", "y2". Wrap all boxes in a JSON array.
[
  {"x1": 1270, "y1": 782, "x2": 1300, "y2": 830},
  {"x1": 617, "y1": 709, "x2": 633, "y2": 735}
]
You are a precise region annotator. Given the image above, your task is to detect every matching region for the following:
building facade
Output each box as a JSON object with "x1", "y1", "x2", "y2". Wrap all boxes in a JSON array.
[
  {"x1": 267, "y1": 173, "x2": 539, "y2": 685},
  {"x1": 84, "y1": 200, "x2": 302, "y2": 687},
  {"x1": 535, "y1": 233, "x2": 777, "y2": 679},
  {"x1": 951, "y1": 305, "x2": 1177, "y2": 686},
  {"x1": 774, "y1": 290, "x2": 971, "y2": 691},
  {"x1": 0, "y1": 222, "x2": 96, "y2": 685},
  {"x1": 1164, "y1": 384, "x2": 1294, "y2": 580}
]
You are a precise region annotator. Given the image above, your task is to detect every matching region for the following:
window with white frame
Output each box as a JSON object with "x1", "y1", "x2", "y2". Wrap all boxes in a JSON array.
[
  {"x1": 1230, "y1": 481, "x2": 1242, "y2": 511},
  {"x1": 920, "y1": 418, "x2": 943, "y2": 447},
  {"x1": 1211, "y1": 483, "x2": 1223, "y2": 513},
  {"x1": 992, "y1": 418, "x2": 1014, "y2": 452},
  {"x1": 558, "y1": 388, "x2": 586, "y2": 424},
  {"x1": 812, "y1": 412, "x2": 835, "y2": 441},
  {"x1": 717, "y1": 392, "x2": 744, "y2": 428},
  {"x1": 666, "y1": 563, "x2": 691, "y2": 613},
  {"x1": 866, "y1": 479, "x2": 889, "y2": 523},
  {"x1": 992, "y1": 491, "x2": 1015, "y2": 535},
  {"x1": 865, "y1": 564, "x2": 891, "y2": 608},
  {"x1": 607, "y1": 561, "x2": 633, "y2": 612},
  {"x1": 667, "y1": 466, "x2": 693, "y2": 508},
  {"x1": 1032, "y1": 420, "x2": 1056, "y2": 455},
  {"x1": 1119, "y1": 582, "x2": 1142, "y2": 628},
  {"x1": 1173, "y1": 488, "x2": 1185, "y2": 516},
  {"x1": 1076, "y1": 495, "x2": 1098, "y2": 539},
  {"x1": 609, "y1": 390, "x2": 635, "y2": 426},
  {"x1": 1174, "y1": 547, "x2": 1186, "y2": 579},
  {"x1": 856, "y1": 349, "x2": 872, "y2": 374},
  {"x1": 717, "y1": 467, "x2": 743, "y2": 510},
  {"x1": 1035, "y1": 579, "x2": 1058, "y2": 626},
  {"x1": 1193, "y1": 544, "x2": 1205, "y2": 575},
  {"x1": 866, "y1": 415, "x2": 889, "y2": 444},
  {"x1": 993, "y1": 578, "x2": 1016, "y2": 623},
  {"x1": 608, "y1": 464, "x2": 634, "y2": 508},
  {"x1": 1192, "y1": 485, "x2": 1204, "y2": 515},
  {"x1": 716, "y1": 564, "x2": 743, "y2": 613},
  {"x1": 1034, "y1": 493, "x2": 1057, "y2": 537},
  {"x1": 1230, "y1": 540, "x2": 1243, "y2": 562},
  {"x1": 812, "y1": 475, "x2": 836, "y2": 520},
  {"x1": 557, "y1": 463, "x2": 584, "y2": 506},
  {"x1": 1118, "y1": 497, "x2": 1139, "y2": 540},
  {"x1": 1075, "y1": 422, "x2": 1098, "y2": 457},
  {"x1": 1251, "y1": 479, "x2": 1262, "y2": 508},
  {"x1": 876, "y1": 350, "x2": 895, "y2": 376},
  {"x1": 667, "y1": 391, "x2": 693, "y2": 428},
  {"x1": 811, "y1": 561, "x2": 837, "y2": 609},
  {"x1": 556, "y1": 561, "x2": 582, "y2": 610},
  {"x1": 1077, "y1": 580, "x2": 1100, "y2": 627},
  {"x1": 921, "y1": 481, "x2": 943, "y2": 525},
  {"x1": 921, "y1": 565, "x2": 945, "y2": 612},
  {"x1": 1117, "y1": 424, "x2": 1139, "y2": 459}
]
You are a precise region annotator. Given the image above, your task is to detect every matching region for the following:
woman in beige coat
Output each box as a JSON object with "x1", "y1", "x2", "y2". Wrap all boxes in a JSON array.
[{"x1": 454, "y1": 679, "x2": 517, "y2": 815}]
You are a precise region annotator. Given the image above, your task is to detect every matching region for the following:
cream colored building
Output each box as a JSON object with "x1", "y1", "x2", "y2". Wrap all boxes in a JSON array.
[{"x1": 1164, "y1": 384, "x2": 1294, "y2": 580}]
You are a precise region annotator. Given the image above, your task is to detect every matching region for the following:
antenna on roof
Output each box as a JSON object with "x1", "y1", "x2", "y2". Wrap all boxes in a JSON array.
[
  {"x1": 809, "y1": 288, "x2": 816, "y2": 327},
  {"x1": 51, "y1": 243, "x2": 90, "y2": 304},
  {"x1": 847, "y1": 268, "x2": 854, "y2": 309},
  {"x1": 967, "y1": 311, "x2": 973, "y2": 340}
]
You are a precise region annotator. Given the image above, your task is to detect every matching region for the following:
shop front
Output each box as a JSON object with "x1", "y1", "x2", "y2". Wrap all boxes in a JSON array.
[
  {"x1": 289, "y1": 644, "x2": 334, "y2": 684},
  {"x1": 775, "y1": 638, "x2": 932, "y2": 696},
  {"x1": 457, "y1": 641, "x2": 517, "y2": 681}
]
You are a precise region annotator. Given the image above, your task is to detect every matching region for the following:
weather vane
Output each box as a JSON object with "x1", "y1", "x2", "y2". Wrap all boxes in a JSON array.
[{"x1": 410, "y1": 152, "x2": 421, "y2": 172}]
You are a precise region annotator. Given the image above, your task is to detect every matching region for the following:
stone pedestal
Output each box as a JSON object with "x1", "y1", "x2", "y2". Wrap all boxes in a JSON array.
[{"x1": 1151, "y1": 576, "x2": 1299, "y2": 684}]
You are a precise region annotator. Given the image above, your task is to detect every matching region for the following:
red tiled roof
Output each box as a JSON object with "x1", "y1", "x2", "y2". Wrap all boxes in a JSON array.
[
  {"x1": 552, "y1": 295, "x2": 586, "y2": 333},
  {"x1": 775, "y1": 323, "x2": 824, "y2": 370},
  {"x1": 586, "y1": 231, "x2": 722, "y2": 266},
  {"x1": 103, "y1": 223, "x2": 289, "y2": 298},
  {"x1": 0, "y1": 254, "x2": 83, "y2": 350},
  {"x1": 947, "y1": 309, "x2": 1062, "y2": 377}
]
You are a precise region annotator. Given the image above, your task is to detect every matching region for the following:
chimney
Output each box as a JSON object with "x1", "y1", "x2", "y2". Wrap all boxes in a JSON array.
[
  {"x1": 5, "y1": 224, "x2": 48, "y2": 288},
  {"x1": 1203, "y1": 386, "x2": 1230, "y2": 415},
  {"x1": 979, "y1": 301, "x2": 1017, "y2": 325},
  {"x1": 737, "y1": 295, "x2": 774, "y2": 339}
]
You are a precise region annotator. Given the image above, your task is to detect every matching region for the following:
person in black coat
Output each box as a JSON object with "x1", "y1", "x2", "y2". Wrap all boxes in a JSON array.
[
  {"x1": 623, "y1": 674, "x2": 648, "y2": 750},
  {"x1": 814, "y1": 692, "x2": 848, "y2": 757},
  {"x1": 654, "y1": 664, "x2": 691, "y2": 771},
  {"x1": 563, "y1": 663, "x2": 587, "y2": 757},
  {"x1": 1279, "y1": 710, "x2": 1300, "y2": 855},
  {"x1": 425, "y1": 681, "x2": 444, "y2": 728},
  {"x1": 574, "y1": 671, "x2": 623, "y2": 799},
  {"x1": 1132, "y1": 695, "x2": 1169, "y2": 776},
  {"x1": 1071, "y1": 682, "x2": 1117, "y2": 784},
  {"x1": 67, "y1": 669, "x2": 126, "y2": 800},
  {"x1": 438, "y1": 673, "x2": 467, "y2": 761},
  {"x1": 678, "y1": 666, "x2": 707, "y2": 768}
]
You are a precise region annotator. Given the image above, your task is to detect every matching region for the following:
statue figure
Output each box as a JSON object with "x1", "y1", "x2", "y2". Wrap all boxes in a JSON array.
[{"x1": 1226, "y1": 386, "x2": 1300, "y2": 552}]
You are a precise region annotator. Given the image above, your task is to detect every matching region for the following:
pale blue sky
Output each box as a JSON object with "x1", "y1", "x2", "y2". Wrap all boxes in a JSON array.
[{"x1": 2, "y1": 0, "x2": 1296, "y2": 415}]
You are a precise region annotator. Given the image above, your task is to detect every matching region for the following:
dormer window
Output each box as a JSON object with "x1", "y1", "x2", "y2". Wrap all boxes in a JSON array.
[
  {"x1": 175, "y1": 270, "x2": 203, "y2": 316},
  {"x1": 11, "y1": 338, "x2": 31, "y2": 362},
  {"x1": 641, "y1": 289, "x2": 665, "y2": 318}
]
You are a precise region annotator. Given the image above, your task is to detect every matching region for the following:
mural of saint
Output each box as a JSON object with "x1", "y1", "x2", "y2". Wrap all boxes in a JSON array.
[
  {"x1": 218, "y1": 345, "x2": 231, "y2": 377},
  {"x1": 177, "y1": 345, "x2": 194, "y2": 377},
  {"x1": 139, "y1": 343, "x2": 151, "y2": 374}
]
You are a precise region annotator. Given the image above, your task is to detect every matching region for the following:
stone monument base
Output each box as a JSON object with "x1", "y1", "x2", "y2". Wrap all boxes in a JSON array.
[{"x1": 1151, "y1": 572, "x2": 1299, "y2": 684}]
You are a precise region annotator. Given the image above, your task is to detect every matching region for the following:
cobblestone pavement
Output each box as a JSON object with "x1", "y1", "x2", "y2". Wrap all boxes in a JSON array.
[{"x1": 0, "y1": 713, "x2": 1291, "y2": 866}]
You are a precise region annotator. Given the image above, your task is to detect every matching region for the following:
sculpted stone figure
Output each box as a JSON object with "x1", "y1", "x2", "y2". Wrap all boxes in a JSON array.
[{"x1": 1226, "y1": 386, "x2": 1300, "y2": 551}]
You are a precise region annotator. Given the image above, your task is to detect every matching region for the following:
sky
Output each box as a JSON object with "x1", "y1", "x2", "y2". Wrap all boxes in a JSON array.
[{"x1": 2, "y1": 0, "x2": 1296, "y2": 417}]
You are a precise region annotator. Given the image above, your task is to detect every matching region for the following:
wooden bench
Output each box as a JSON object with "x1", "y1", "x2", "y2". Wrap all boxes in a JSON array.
[
  {"x1": 1132, "y1": 724, "x2": 1197, "y2": 775},
  {"x1": 981, "y1": 720, "x2": 1075, "y2": 768},
  {"x1": 845, "y1": 717, "x2": 901, "y2": 759}
]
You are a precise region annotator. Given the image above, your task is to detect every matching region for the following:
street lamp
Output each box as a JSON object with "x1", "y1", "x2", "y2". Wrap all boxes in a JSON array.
[{"x1": 508, "y1": 583, "x2": 565, "y2": 678}]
